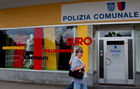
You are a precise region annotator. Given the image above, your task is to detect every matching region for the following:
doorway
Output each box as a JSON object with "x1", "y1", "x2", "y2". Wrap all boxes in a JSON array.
[{"x1": 98, "y1": 26, "x2": 134, "y2": 84}]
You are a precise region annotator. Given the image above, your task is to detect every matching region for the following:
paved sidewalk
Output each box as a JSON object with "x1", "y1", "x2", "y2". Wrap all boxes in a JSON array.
[
  {"x1": 0, "y1": 81, "x2": 66, "y2": 89},
  {"x1": 0, "y1": 81, "x2": 140, "y2": 89},
  {"x1": 94, "y1": 85, "x2": 140, "y2": 89}
]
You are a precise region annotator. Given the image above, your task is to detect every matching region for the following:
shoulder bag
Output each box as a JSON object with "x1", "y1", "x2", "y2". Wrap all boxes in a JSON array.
[{"x1": 68, "y1": 68, "x2": 84, "y2": 79}]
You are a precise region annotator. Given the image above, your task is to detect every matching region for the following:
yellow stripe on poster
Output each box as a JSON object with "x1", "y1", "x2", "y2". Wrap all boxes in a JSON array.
[
  {"x1": 77, "y1": 25, "x2": 88, "y2": 72},
  {"x1": 44, "y1": 27, "x2": 57, "y2": 70}
]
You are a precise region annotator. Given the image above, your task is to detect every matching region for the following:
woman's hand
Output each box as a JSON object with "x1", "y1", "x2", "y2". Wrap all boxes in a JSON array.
[
  {"x1": 74, "y1": 64, "x2": 85, "y2": 71},
  {"x1": 69, "y1": 62, "x2": 72, "y2": 66}
]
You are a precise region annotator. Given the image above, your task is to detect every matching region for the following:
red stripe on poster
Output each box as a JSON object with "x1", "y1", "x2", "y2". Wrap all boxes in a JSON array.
[
  {"x1": 33, "y1": 28, "x2": 43, "y2": 70},
  {"x1": 13, "y1": 32, "x2": 25, "y2": 68}
]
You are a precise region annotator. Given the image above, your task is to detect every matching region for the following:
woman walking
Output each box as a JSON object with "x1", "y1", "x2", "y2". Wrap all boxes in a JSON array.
[
  {"x1": 71, "y1": 47, "x2": 87, "y2": 89},
  {"x1": 65, "y1": 46, "x2": 83, "y2": 89}
]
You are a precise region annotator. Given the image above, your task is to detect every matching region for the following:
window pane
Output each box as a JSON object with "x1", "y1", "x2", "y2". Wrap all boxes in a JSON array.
[
  {"x1": 1, "y1": 26, "x2": 76, "y2": 71},
  {"x1": 5, "y1": 28, "x2": 34, "y2": 69}
]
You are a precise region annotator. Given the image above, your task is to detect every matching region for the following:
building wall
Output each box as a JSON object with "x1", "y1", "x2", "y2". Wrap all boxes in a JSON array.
[
  {"x1": 0, "y1": 68, "x2": 96, "y2": 86},
  {"x1": 0, "y1": 0, "x2": 106, "y2": 28}
]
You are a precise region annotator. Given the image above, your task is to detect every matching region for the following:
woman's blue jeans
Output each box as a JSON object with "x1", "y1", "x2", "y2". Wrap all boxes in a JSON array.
[
  {"x1": 74, "y1": 82, "x2": 87, "y2": 89},
  {"x1": 65, "y1": 82, "x2": 74, "y2": 89}
]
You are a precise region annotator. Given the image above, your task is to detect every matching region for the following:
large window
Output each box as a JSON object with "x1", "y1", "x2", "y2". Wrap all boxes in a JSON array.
[{"x1": 0, "y1": 26, "x2": 76, "y2": 71}]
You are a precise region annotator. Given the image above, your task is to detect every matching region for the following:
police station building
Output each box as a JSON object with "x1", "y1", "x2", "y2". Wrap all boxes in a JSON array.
[{"x1": 0, "y1": 0, "x2": 140, "y2": 87}]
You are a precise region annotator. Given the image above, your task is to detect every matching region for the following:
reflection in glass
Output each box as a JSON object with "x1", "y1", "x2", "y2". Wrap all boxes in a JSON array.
[
  {"x1": 55, "y1": 26, "x2": 75, "y2": 70},
  {"x1": 5, "y1": 28, "x2": 34, "y2": 69},
  {"x1": 100, "y1": 30, "x2": 131, "y2": 37}
]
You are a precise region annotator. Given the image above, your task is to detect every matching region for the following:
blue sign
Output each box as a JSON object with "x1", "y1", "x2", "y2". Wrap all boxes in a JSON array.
[{"x1": 107, "y1": 2, "x2": 115, "y2": 12}]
